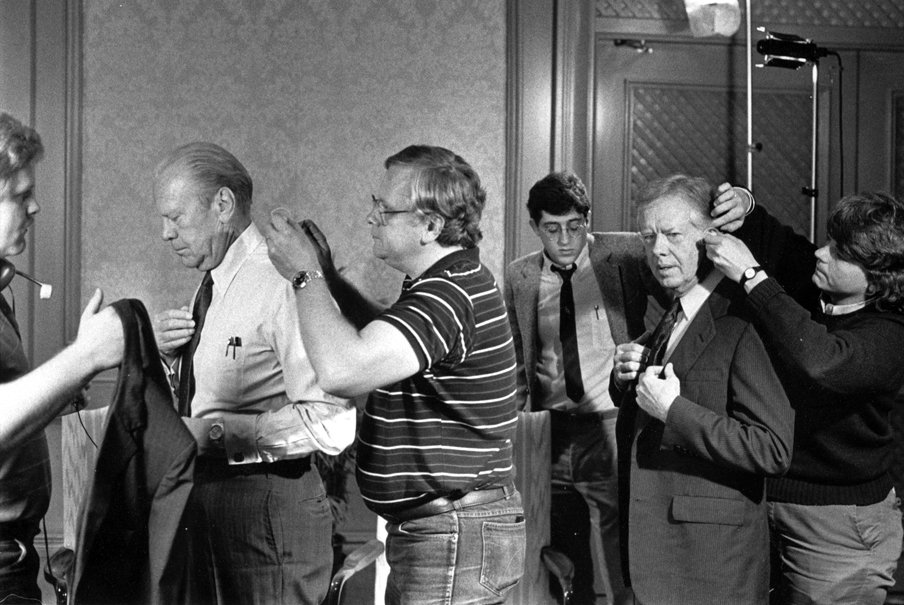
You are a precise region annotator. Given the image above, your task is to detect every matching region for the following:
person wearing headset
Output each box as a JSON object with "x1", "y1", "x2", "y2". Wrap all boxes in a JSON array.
[{"x1": 0, "y1": 112, "x2": 124, "y2": 604}]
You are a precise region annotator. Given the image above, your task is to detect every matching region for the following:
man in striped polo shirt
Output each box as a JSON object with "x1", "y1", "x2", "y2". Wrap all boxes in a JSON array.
[{"x1": 265, "y1": 144, "x2": 524, "y2": 604}]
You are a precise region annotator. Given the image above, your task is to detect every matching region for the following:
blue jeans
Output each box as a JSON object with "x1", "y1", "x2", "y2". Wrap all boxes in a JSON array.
[
  {"x1": 0, "y1": 535, "x2": 41, "y2": 604},
  {"x1": 550, "y1": 410, "x2": 630, "y2": 605},
  {"x1": 769, "y1": 488, "x2": 903, "y2": 605},
  {"x1": 384, "y1": 490, "x2": 525, "y2": 605}
]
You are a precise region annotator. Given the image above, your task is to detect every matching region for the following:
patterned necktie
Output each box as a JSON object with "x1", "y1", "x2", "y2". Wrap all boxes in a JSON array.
[
  {"x1": 632, "y1": 297, "x2": 683, "y2": 438},
  {"x1": 177, "y1": 271, "x2": 213, "y2": 416},
  {"x1": 647, "y1": 297, "x2": 682, "y2": 366},
  {"x1": 0, "y1": 293, "x2": 20, "y2": 339},
  {"x1": 551, "y1": 264, "x2": 585, "y2": 403}
]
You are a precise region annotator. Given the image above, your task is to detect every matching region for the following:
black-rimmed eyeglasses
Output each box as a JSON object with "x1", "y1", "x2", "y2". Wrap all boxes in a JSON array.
[
  {"x1": 370, "y1": 195, "x2": 415, "y2": 226},
  {"x1": 539, "y1": 219, "x2": 587, "y2": 238}
]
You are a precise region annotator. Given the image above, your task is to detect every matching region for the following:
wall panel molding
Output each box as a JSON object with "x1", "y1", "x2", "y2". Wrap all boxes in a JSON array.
[
  {"x1": 552, "y1": 0, "x2": 595, "y2": 199},
  {"x1": 63, "y1": 0, "x2": 83, "y2": 343},
  {"x1": 505, "y1": 0, "x2": 595, "y2": 263},
  {"x1": 505, "y1": 0, "x2": 554, "y2": 265}
]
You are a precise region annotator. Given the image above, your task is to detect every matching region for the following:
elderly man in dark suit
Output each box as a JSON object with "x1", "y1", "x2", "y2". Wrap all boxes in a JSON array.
[
  {"x1": 611, "y1": 174, "x2": 794, "y2": 605},
  {"x1": 504, "y1": 171, "x2": 753, "y2": 605}
]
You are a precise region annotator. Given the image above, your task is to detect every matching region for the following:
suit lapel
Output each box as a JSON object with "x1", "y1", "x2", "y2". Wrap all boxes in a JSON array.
[
  {"x1": 634, "y1": 289, "x2": 727, "y2": 459},
  {"x1": 511, "y1": 254, "x2": 542, "y2": 393},
  {"x1": 589, "y1": 237, "x2": 630, "y2": 340},
  {"x1": 668, "y1": 287, "x2": 731, "y2": 376}
]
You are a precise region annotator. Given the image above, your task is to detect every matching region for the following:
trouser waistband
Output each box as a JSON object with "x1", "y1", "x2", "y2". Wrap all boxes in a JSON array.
[
  {"x1": 383, "y1": 482, "x2": 517, "y2": 524},
  {"x1": 194, "y1": 456, "x2": 311, "y2": 479}
]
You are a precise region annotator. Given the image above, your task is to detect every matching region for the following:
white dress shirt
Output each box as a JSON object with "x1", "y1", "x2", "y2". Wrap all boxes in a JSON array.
[
  {"x1": 536, "y1": 235, "x2": 616, "y2": 413},
  {"x1": 820, "y1": 297, "x2": 871, "y2": 316},
  {"x1": 182, "y1": 223, "x2": 355, "y2": 464}
]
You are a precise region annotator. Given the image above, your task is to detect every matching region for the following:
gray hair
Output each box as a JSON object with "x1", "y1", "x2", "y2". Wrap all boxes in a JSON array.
[
  {"x1": 635, "y1": 174, "x2": 712, "y2": 229},
  {"x1": 154, "y1": 142, "x2": 253, "y2": 213}
]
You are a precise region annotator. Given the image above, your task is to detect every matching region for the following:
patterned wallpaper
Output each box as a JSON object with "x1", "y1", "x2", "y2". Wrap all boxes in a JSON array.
[{"x1": 82, "y1": 0, "x2": 507, "y2": 315}]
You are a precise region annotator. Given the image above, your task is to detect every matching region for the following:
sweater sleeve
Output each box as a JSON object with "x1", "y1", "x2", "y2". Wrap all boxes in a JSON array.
[
  {"x1": 747, "y1": 277, "x2": 904, "y2": 395},
  {"x1": 735, "y1": 204, "x2": 820, "y2": 311}
]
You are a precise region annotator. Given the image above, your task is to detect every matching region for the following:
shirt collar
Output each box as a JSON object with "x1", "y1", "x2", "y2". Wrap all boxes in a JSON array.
[
  {"x1": 820, "y1": 297, "x2": 872, "y2": 316},
  {"x1": 402, "y1": 247, "x2": 478, "y2": 290},
  {"x1": 210, "y1": 223, "x2": 259, "y2": 288},
  {"x1": 674, "y1": 270, "x2": 724, "y2": 319}
]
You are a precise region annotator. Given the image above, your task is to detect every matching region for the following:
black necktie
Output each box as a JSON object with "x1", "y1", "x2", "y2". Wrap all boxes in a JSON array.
[
  {"x1": 551, "y1": 264, "x2": 584, "y2": 403},
  {"x1": 177, "y1": 271, "x2": 213, "y2": 416},
  {"x1": 0, "y1": 293, "x2": 20, "y2": 340},
  {"x1": 647, "y1": 297, "x2": 682, "y2": 367}
]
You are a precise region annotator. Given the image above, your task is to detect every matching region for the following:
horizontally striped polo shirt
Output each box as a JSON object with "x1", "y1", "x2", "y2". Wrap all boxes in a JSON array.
[{"x1": 356, "y1": 247, "x2": 518, "y2": 516}]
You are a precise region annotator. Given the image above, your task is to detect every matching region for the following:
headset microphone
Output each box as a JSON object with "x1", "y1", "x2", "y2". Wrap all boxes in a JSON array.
[{"x1": 0, "y1": 259, "x2": 53, "y2": 299}]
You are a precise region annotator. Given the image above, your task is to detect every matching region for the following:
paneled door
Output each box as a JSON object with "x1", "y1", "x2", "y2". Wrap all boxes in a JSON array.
[
  {"x1": 856, "y1": 50, "x2": 904, "y2": 602},
  {"x1": 593, "y1": 37, "x2": 829, "y2": 237},
  {"x1": 857, "y1": 51, "x2": 904, "y2": 197}
]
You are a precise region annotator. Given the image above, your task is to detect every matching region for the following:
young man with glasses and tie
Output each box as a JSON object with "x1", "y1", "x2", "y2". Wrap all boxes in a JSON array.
[
  {"x1": 503, "y1": 171, "x2": 753, "y2": 605},
  {"x1": 610, "y1": 174, "x2": 794, "y2": 605}
]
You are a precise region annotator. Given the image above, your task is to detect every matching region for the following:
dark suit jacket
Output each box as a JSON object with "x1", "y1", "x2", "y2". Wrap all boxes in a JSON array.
[
  {"x1": 614, "y1": 281, "x2": 794, "y2": 605},
  {"x1": 72, "y1": 299, "x2": 211, "y2": 605},
  {"x1": 504, "y1": 233, "x2": 665, "y2": 410}
]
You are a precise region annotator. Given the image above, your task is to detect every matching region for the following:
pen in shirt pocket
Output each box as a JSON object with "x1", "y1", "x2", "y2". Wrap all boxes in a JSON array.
[
  {"x1": 225, "y1": 336, "x2": 242, "y2": 359},
  {"x1": 594, "y1": 305, "x2": 600, "y2": 320}
]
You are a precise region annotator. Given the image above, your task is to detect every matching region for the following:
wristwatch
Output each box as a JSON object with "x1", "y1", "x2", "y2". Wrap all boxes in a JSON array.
[
  {"x1": 291, "y1": 270, "x2": 324, "y2": 290},
  {"x1": 739, "y1": 265, "x2": 763, "y2": 287}
]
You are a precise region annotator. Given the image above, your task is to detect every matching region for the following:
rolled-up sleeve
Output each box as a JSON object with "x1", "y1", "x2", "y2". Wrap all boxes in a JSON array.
[{"x1": 224, "y1": 402, "x2": 355, "y2": 463}]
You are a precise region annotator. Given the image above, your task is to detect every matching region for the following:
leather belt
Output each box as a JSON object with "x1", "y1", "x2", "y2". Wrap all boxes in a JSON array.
[
  {"x1": 383, "y1": 482, "x2": 516, "y2": 524},
  {"x1": 194, "y1": 456, "x2": 310, "y2": 479}
]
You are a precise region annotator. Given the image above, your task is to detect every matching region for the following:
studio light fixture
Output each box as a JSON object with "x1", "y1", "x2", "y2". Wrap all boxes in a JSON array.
[
  {"x1": 755, "y1": 29, "x2": 830, "y2": 70},
  {"x1": 754, "y1": 27, "x2": 837, "y2": 241}
]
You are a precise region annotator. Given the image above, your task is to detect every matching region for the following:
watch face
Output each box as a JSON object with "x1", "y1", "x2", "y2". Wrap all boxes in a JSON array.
[
  {"x1": 291, "y1": 270, "x2": 322, "y2": 289},
  {"x1": 744, "y1": 268, "x2": 756, "y2": 279}
]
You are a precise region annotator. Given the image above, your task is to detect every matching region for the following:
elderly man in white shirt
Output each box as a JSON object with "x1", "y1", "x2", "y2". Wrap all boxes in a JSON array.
[{"x1": 152, "y1": 142, "x2": 354, "y2": 605}]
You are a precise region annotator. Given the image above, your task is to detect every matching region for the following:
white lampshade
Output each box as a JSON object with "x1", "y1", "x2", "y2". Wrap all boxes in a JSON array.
[{"x1": 683, "y1": 0, "x2": 741, "y2": 37}]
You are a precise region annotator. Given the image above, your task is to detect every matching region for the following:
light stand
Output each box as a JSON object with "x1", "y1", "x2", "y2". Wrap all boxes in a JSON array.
[{"x1": 756, "y1": 29, "x2": 831, "y2": 242}]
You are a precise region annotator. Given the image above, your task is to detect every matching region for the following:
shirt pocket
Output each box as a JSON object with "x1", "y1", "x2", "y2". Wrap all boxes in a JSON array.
[{"x1": 197, "y1": 332, "x2": 247, "y2": 398}]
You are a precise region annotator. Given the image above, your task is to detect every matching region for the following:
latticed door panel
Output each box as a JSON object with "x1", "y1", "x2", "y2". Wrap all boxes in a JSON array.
[
  {"x1": 594, "y1": 39, "x2": 823, "y2": 237},
  {"x1": 626, "y1": 84, "x2": 812, "y2": 234}
]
